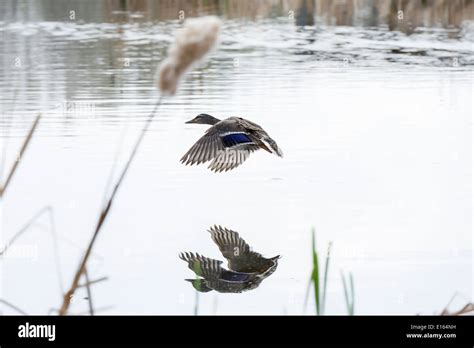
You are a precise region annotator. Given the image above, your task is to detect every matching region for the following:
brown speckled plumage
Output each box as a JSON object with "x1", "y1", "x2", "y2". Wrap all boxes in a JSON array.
[{"x1": 179, "y1": 225, "x2": 280, "y2": 293}]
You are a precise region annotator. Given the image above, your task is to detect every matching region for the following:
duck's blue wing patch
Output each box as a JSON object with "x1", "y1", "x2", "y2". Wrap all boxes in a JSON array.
[
  {"x1": 221, "y1": 133, "x2": 253, "y2": 148},
  {"x1": 221, "y1": 271, "x2": 251, "y2": 282}
]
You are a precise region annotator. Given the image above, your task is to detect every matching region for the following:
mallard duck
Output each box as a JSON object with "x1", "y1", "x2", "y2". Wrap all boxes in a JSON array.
[
  {"x1": 181, "y1": 114, "x2": 283, "y2": 172},
  {"x1": 180, "y1": 252, "x2": 262, "y2": 293},
  {"x1": 179, "y1": 225, "x2": 280, "y2": 293}
]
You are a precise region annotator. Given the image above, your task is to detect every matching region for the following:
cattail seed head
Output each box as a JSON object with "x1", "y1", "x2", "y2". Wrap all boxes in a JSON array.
[{"x1": 157, "y1": 16, "x2": 222, "y2": 96}]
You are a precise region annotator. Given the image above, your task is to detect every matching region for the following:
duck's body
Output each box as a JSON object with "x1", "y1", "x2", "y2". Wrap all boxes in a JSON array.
[
  {"x1": 180, "y1": 252, "x2": 264, "y2": 293},
  {"x1": 181, "y1": 114, "x2": 283, "y2": 172},
  {"x1": 179, "y1": 225, "x2": 280, "y2": 293}
]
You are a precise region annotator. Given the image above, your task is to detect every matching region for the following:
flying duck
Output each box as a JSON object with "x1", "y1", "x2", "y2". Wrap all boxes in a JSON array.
[
  {"x1": 181, "y1": 114, "x2": 283, "y2": 172},
  {"x1": 179, "y1": 225, "x2": 280, "y2": 293}
]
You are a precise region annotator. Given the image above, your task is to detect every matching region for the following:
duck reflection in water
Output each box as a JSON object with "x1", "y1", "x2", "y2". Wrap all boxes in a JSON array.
[{"x1": 179, "y1": 225, "x2": 280, "y2": 293}]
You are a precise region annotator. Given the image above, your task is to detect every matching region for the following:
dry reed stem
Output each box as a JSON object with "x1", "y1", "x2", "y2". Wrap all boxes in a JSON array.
[
  {"x1": 0, "y1": 298, "x2": 28, "y2": 315},
  {"x1": 440, "y1": 303, "x2": 474, "y2": 316},
  {"x1": 78, "y1": 276, "x2": 108, "y2": 289},
  {"x1": 48, "y1": 305, "x2": 113, "y2": 315},
  {"x1": 75, "y1": 305, "x2": 114, "y2": 315},
  {"x1": 58, "y1": 98, "x2": 162, "y2": 315},
  {"x1": 0, "y1": 206, "x2": 64, "y2": 295},
  {"x1": 0, "y1": 207, "x2": 51, "y2": 256},
  {"x1": 84, "y1": 267, "x2": 94, "y2": 315},
  {"x1": 0, "y1": 113, "x2": 41, "y2": 197},
  {"x1": 1, "y1": 79, "x2": 21, "y2": 183}
]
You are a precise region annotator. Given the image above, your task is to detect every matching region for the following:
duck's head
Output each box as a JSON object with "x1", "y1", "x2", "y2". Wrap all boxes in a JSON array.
[
  {"x1": 185, "y1": 113, "x2": 220, "y2": 125},
  {"x1": 185, "y1": 278, "x2": 212, "y2": 292}
]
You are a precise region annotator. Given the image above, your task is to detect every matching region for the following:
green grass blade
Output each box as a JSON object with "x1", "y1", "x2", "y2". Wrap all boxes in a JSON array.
[
  {"x1": 321, "y1": 242, "x2": 332, "y2": 315},
  {"x1": 311, "y1": 228, "x2": 320, "y2": 315},
  {"x1": 341, "y1": 271, "x2": 355, "y2": 315}
]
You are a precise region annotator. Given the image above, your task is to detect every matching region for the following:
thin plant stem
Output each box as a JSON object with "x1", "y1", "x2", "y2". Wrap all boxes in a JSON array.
[
  {"x1": 0, "y1": 206, "x2": 51, "y2": 256},
  {"x1": 58, "y1": 97, "x2": 163, "y2": 315},
  {"x1": 0, "y1": 113, "x2": 41, "y2": 197},
  {"x1": 75, "y1": 305, "x2": 114, "y2": 315},
  {"x1": 312, "y1": 229, "x2": 320, "y2": 315},
  {"x1": 302, "y1": 273, "x2": 312, "y2": 314},
  {"x1": 84, "y1": 267, "x2": 94, "y2": 316},
  {"x1": 303, "y1": 228, "x2": 332, "y2": 315},
  {"x1": 321, "y1": 242, "x2": 332, "y2": 314},
  {"x1": 0, "y1": 298, "x2": 28, "y2": 315},
  {"x1": 101, "y1": 120, "x2": 129, "y2": 209},
  {"x1": 0, "y1": 206, "x2": 63, "y2": 295},
  {"x1": 78, "y1": 276, "x2": 108, "y2": 289},
  {"x1": 303, "y1": 228, "x2": 318, "y2": 314},
  {"x1": 1, "y1": 76, "x2": 20, "y2": 183},
  {"x1": 341, "y1": 271, "x2": 355, "y2": 315},
  {"x1": 349, "y1": 272, "x2": 355, "y2": 315}
]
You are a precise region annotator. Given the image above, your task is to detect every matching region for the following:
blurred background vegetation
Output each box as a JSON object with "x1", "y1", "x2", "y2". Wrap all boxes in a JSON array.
[{"x1": 2, "y1": 0, "x2": 473, "y2": 33}]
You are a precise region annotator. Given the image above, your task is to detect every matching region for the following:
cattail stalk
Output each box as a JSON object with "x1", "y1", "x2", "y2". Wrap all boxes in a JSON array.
[{"x1": 58, "y1": 98, "x2": 162, "y2": 315}]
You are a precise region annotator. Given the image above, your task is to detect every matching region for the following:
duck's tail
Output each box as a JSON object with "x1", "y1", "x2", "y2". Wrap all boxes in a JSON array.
[{"x1": 261, "y1": 136, "x2": 283, "y2": 157}]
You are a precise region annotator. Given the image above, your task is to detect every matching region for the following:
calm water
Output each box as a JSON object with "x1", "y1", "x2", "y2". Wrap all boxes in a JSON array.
[{"x1": 0, "y1": 1, "x2": 472, "y2": 315}]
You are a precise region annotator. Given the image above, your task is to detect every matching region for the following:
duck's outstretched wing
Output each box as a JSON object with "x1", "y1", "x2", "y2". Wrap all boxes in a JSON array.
[
  {"x1": 209, "y1": 225, "x2": 252, "y2": 258},
  {"x1": 208, "y1": 225, "x2": 269, "y2": 273},
  {"x1": 180, "y1": 252, "x2": 255, "y2": 293},
  {"x1": 207, "y1": 143, "x2": 259, "y2": 172},
  {"x1": 179, "y1": 252, "x2": 224, "y2": 279},
  {"x1": 180, "y1": 127, "x2": 224, "y2": 166},
  {"x1": 180, "y1": 122, "x2": 260, "y2": 172}
]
